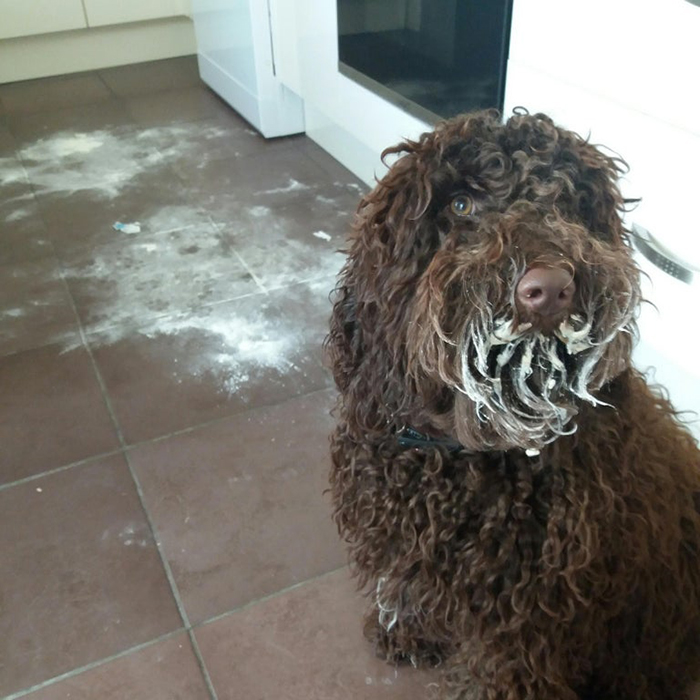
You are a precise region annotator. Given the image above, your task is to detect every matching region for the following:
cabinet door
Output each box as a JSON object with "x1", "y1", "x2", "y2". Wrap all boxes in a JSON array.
[
  {"x1": 83, "y1": 0, "x2": 186, "y2": 27},
  {"x1": 0, "y1": 0, "x2": 87, "y2": 39}
]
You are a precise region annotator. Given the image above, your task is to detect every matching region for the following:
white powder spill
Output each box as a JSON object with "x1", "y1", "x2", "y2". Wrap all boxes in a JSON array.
[
  {"x1": 14, "y1": 124, "x2": 230, "y2": 199},
  {"x1": 156, "y1": 312, "x2": 301, "y2": 396},
  {"x1": 0, "y1": 158, "x2": 30, "y2": 187},
  {"x1": 258, "y1": 178, "x2": 310, "y2": 196},
  {"x1": 243, "y1": 236, "x2": 345, "y2": 290},
  {"x1": 5, "y1": 207, "x2": 31, "y2": 223},
  {"x1": 21, "y1": 132, "x2": 105, "y2": 159},
  {"x1": 335, "y1": 180, "x2": 365, "y2": 195},
  {"x1": 140, "y1": 205, "x2": 208, "y2": 236},
  {"x1": 4, "y1": 123, "x2": 352, "y2": 397},
  {"x1": 165, "y1": 281, "x2": 329, "y2": 396},
  {"x1": 248, "y1": 205, "x2": 272, "y2": 218},
  {"x1": 2, "y1": 308, "x2": 25, "y2": 318},
  {"x1": 63, "y1": 223, "x2": 260, "y2": 334},
  {"x1": 100, "y1": 523, "x2": 151, "y2": 548},
  {"x1": 65, "y1": 233, "x2": 334, "y2": 396}
]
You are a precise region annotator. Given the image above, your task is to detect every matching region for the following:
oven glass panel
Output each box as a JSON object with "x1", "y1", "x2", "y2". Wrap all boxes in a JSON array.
[{"x1": 337, "y1": 0, "x2": 513, "y2": 122}]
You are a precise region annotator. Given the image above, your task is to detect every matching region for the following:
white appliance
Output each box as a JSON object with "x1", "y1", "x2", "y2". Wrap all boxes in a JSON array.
[
  {"x1": 191, "y1": 0, "x2": 304, "y2": 137},
  {"x1": 504, "y1": 0, "x2": 700, "y2": 441}
]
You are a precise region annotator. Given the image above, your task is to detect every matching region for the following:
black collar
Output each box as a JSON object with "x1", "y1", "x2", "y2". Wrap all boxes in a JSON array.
[{"x1": 397, "y1": 426, "x2": 464, "y2": 453}]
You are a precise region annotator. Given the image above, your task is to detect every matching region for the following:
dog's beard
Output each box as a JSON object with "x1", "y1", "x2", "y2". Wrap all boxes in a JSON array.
[{"x1": 456, "y1": 309, "x2": 635, "y2": 452}]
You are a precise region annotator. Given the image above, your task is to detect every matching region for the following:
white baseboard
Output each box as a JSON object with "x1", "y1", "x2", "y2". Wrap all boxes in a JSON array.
[
  {"x1": 0, "y1": 16, "x2": 196, "y2": 83},
  {"x1": 197, "y1": 52, "x2": 304, "y2": 138},
  {"x1": 303, "y1": 101, "x2": 383, "y2": 188}
]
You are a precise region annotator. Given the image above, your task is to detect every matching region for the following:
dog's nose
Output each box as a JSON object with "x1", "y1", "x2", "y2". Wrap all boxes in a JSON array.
[{"x1": 516, "y1": 266, "x2": 576, "y2": 317}]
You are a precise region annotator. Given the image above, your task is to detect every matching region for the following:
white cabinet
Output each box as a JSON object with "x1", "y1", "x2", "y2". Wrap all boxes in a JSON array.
[
  {"x1": 82, "y1": 0, "x2": 188, "y2": 27},
  {"x1": 192, "y1": 0, "x2": 304, "y2": 137},
  {"x1": 0, "y1": 0, "x2": 87, "y2": 40}
]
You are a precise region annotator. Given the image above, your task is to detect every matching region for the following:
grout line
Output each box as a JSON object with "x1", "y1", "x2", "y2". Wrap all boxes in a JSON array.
[
  {"x1": 0, "y1": 448, "x2": 125, "y2": 493},
  {"x1": 233, "y1": 249, "x2": 268, "y2": 294},
  {"x1": 0, "y1": 384, "x2": 335, "y2": 494},
  {"x1": 1, "y1": 629, "x2": 184, "y2": 700},
  {"x1": 203, "y1": 211, "x2": 269, "y2": 295},
  {"x1": 58, "y1": 270, "x2": 215, "y2": 696},
  {"x1": 56, "y1": 265, "x2": 195, "y2": 633},
  {"x1": 122, "y1": 385, "x2": 335, "y2": 452},
  {"x1": 1, "y1": 63, "x2": 350, "y2": 700},
  {"x1": 186, "y1": 629, "x2": 220, "y2": 700},
  {"x1": 262, "y1": 271, "x2": 341, "y2": 295},
  {"x1": 68, "y1": 286, "x2": 267, "y2": 346},
  {"x1": 183, "y1": 566, "x2": 351, "y2": 700},
  {"x1": 124, "y1": 447, "x2": 194, "y2": 630},
  {"x1": 193, "y1": 565, "x2": 348, "y2": 631},
  {"x1": 56, "y1": 265, "x2": 125, "y2": 447}
]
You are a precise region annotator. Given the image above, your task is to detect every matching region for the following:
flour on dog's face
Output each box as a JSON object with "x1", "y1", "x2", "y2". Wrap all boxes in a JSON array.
[{"x1": 455, "y1": 302, "x2": 637, "y2": 450}]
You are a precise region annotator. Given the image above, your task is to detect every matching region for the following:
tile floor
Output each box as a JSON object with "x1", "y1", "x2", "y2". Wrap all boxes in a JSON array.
[{"x1": 0, "y1": 56, "x2": 438, "y2": 699}]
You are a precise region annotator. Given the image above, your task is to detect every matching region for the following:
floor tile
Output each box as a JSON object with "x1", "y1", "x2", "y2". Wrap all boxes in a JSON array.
[
  {"x1": 0, "y1": 56, "x2": 372, "y2": 699},
  {"x1": 89, "y1": 280, "x2": 334, "y2": 445},
  {"x1": 63, "y1": 221, "x2": 260, "y2": 334},
  {"x1": 0, "y1": 255, "x2": 81, "y2": 357},
  {"x1": 6, "y1": 100, "x2": 135, "y2": 146},
  {"x1": 22, "y1": 634, "x2": 210, "y2": 700},
  {"x1": 124, "y1": 85, "x2": 233, "y2": 126},
  {"x1": 180, "y1": 142, "x2": 363, "y2": 220},
  {"x1": 195, "y1": 569, "x2": 438, "y2": 700},
  {"x1": 32, "y1": 162, "x2": 209, "y2": 259},
  {"x1": 156, "y1": 114, "x2": 298, "y2": 170},
  {"x1": 0, "y1": 344, "x2": 120, "y2": 483},
  {"x1": 128, "y1": 389, "x2": 344, "y2": 623},
  {"x1": 0, "y1": 119, "x2": 18, "y2": 156},
  {"x1": 179, "y1": 147, "x2": 361, "y2": 288},
  {"x1": 0, "y1": 73, "x2": 113, "y2": 115},
  {"x1": 18, "y1": 122, "x2": 230, "y2": 258},
  {"x1": 99, "y1": 55, "x2": 201, "y2": 97},
  {"x1": 0, "y1": 154, "x2": 55, "y2": 263},
  {"x1": 0, "y1": 455, "x2": 183, "y2": 697}
]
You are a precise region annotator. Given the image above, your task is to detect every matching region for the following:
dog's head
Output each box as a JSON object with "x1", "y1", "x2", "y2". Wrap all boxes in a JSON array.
[{"x1": 330, "y1": 110, "x2": 641, "y2": 453}]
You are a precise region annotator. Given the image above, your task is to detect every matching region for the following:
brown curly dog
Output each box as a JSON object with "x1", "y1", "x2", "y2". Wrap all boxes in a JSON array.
[{"x1": 325, "y1": 109, "x2": 700, "y2": 700}]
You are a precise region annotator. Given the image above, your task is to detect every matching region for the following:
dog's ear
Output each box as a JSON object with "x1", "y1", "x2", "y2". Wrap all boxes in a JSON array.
[
  {"x1": 355, "y1": 139, "x2": 440, "y2": 270},
  {"x1": 325, "y1": 138, "x2": 440, "y2": 426},
  {"x1": 325, "y1": 279, "x2": 359, "y2": 394},
  {"x1": 573, "y1": 142, "x2": 630, "y2": 244}
]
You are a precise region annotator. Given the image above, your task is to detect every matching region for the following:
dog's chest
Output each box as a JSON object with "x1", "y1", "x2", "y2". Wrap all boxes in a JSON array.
[{"x1": 384, "y1": 450, "x2": 554, "y2": 568}]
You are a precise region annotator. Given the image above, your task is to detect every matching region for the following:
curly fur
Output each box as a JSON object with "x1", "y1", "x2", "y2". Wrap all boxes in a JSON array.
[{"x1": 325, "y1": 109, "x2": 700, "y2": 699}]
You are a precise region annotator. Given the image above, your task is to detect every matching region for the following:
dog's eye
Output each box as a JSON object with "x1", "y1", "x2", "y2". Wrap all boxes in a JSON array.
[{"x1": 450, "y1": 195, "x2": 474, "y2": 218}]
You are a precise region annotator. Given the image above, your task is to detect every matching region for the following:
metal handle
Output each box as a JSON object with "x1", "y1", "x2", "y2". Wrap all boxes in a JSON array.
[{"x1": 632, "y1": 224, "x2": 695, "y2": 285}]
